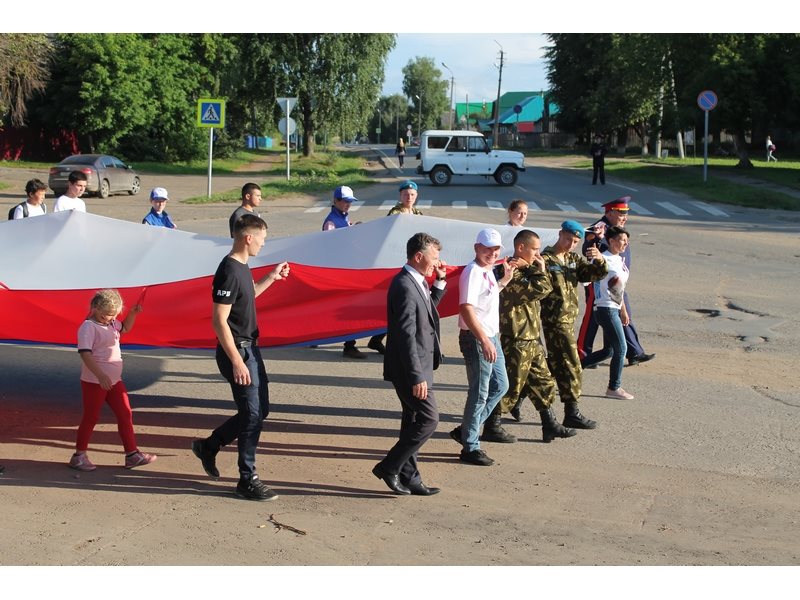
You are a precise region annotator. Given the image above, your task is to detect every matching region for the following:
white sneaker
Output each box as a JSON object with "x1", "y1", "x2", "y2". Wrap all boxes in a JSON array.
[
  {"x1": 606, "y1": 387, "x2": 634, "y2": 400},
  {"x1": 125, "y1": 451, "x2": 157, "y2": 469},
  {"x1": 69, "y1": 452, "x2": 96, "y2": 471}
]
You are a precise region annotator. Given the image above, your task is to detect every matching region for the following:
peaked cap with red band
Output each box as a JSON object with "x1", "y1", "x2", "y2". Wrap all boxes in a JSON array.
[{"x1": 602, "y1": 196, "x2": 630, "y2": 211}]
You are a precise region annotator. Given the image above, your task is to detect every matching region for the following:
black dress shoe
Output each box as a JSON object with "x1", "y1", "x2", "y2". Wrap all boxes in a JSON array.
[
  {"x1": 372, "y1": 464, "x2": 411, "y2": 495},
  {"x1": 405, "y1": 482, "x2": 441, "y2": 496},
  {"x1": 628, "y1": 353, "x2": 655, "y2": 366},
  {"x1": 367, "y1": 337, "x2": 386, "y2": 354},
  {"x1": 449, "y1": 426, "x2": 463, "y2": 445}
]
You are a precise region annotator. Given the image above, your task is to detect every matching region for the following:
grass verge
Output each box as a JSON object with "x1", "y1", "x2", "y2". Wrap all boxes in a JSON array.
[
  {"x1": 183, "y1": 152, "x2": 371, "y2": 204},
  {"x1": 567, "y1": 156, "x2": 800, "y2": 211}
]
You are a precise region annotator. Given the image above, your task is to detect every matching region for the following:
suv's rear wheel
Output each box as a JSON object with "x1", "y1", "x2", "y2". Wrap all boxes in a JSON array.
[
  {"x1": 128, "y1": 176, "x2": 141, "y2": 195},
  {"x1": 494, "y1": 166, "x2": 518, "y2": 186},
  {"x1": 430, "y1": 166, "x2": 452, "y2": 186}
]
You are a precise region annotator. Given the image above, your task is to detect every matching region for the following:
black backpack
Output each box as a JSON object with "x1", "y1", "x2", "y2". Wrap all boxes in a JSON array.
[{"x1": 8, "y1": 202, "x2": 47, "y2": 220}]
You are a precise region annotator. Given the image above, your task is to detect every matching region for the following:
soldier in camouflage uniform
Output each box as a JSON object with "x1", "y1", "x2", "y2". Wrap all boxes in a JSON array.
[
  {"x1": 540, "y1": 220, "x2": 608, "y2": 429},
  {"x1": 484, "y1": 229, "x2": 578, "y2": 443}
]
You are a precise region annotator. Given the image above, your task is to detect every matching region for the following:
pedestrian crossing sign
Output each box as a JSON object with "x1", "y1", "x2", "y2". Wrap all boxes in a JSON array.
[{"x1": 197, "y1": 98, "x2": 226, "y2": 128}]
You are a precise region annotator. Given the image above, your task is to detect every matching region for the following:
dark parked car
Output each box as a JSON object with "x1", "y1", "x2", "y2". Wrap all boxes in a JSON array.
[{"x1": 48, "y1": 154, "x2": 141, "y2": 198}]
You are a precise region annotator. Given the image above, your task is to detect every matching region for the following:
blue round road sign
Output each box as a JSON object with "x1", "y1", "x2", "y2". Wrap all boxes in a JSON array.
[{"x1": 697, "y1": 90, "x2": 718, "y2": 111}]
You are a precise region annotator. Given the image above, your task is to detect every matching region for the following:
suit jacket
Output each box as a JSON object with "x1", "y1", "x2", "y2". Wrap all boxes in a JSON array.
[{"x1": 383, "y1": 267, "x2": 445, "y2": 390}]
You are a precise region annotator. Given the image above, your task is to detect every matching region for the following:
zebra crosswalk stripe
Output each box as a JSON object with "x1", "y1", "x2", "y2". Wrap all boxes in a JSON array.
[
  {"x1": 628, "y1": 201, "x2": 654, "y2": 216},
  {"x1": 304, "y1": 201, "x2": 329, "y2": 213},
  {"x1": 656, "y1": 201, "x2": 690, "y2": 216},
  {"x1": 690, "y1": 201, "x2": 728, "y2": 217}
]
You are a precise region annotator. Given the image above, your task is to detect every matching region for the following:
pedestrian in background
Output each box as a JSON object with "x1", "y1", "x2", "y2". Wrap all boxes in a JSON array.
[
  {"x1": 766, "y1": 136, "x2": 777, "y2": 162},
  {"x1": 322, "y1": 185, "x2": 367, "y2": 359},
  {"x1": 368, "y1": 180, "x2": 423, "y2": 355},
  {"x1": 142, "y1": 187, "x2": 176, "y2": 228},
  {"x1": 53, "y1": 171, "x2": 88, "y2": 213},
  {"x1": 10, "y1": 178, "x2": 48, "y2": 219},
  {"x1": 395, "y1": 138, "x2": 406, "y2": 168},
  {"x1": 590, "y1": 135, "x2": 607, "y2": 185},
  {"x1": 506, "y1": 199, "x2": 528, "y2": 226},
  {"x1": 228, "y1": 183, "x2": 262, "y2": 237}
]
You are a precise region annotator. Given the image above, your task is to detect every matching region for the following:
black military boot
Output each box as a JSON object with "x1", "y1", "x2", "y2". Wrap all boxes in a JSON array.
[
  {"x1": 509, "y1": 397, "x2": 524, "y2": 422},
  {"x1": 480, "y1": 405, "x2": 517, "y2": 443},
  {"x1": 539, "y1": 407, "x2": 577, "y2": 443},
  {"x1": 563, "y1": 402, "x2": 597, "y2": 429}
]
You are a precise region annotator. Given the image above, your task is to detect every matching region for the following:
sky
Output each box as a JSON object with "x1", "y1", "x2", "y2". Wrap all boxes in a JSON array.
[{"x1": 381, "y1": 34, "x2": 550, "y2": 103}]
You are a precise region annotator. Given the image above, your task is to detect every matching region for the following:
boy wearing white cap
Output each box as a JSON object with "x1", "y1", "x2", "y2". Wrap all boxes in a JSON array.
[
  {"x1": 451, "y1": 228, "x2": 517, "y2": 466},
  {"x1": 322, "y1": 185, "x2": 367, "y2": 359},
  {"x1": 142, "y1": 187, "x2": 176, "y2": 228}
]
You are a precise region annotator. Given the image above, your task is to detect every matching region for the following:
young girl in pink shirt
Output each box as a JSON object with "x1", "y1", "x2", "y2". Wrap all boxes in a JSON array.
[{"x1": 69, "y1": 289, "x2": 157, "y2": 471}]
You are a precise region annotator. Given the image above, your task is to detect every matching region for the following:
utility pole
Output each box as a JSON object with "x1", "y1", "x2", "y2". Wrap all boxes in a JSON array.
[
  {"x1": 442, "y1": 62, "x2": 455, "y2": 130},
  {"x1": 492, "y1": 41, "x2": 504, "y2": 148},
  {"x1": 415, "y1": 94, "x2": 422, "y2": 141}
]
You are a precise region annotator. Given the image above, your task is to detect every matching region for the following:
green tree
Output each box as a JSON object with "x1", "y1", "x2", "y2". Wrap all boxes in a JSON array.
[
  {"x1": 372, "y1": 93, "x2": 411, "y2": 144},
  {"x1": 545, "y1": 34, "x2": 665, "y2": 151},
  {"x1": 223, "y1": 34, "x2": 278, "y2": 142},
  {"x1": 268, "y1": 34, "x2": 395, "y2": 156},
  {"x1": 0, "y1": 33, "x2": 53, "y2": 127},
  {"x1": 36, "y1": 33, "x2": 238, "y2": 161},
  {"x1": 120, "y1": 34, "x2": 237, "y2": 162},
  {"x1": 544, "y1": 34, "x2": 612, "y2": 140},
  {"x1": 41, "y1": 34, "x2": 155, "y2": 153},
  {"x1": 401, "y1": 57, "x2": 449, "y2": 134}
]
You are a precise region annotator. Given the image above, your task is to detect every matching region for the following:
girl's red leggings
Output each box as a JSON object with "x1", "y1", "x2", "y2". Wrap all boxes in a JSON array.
[{"x1": 76, "y1": 380, "x2": 137, "y2": 453}]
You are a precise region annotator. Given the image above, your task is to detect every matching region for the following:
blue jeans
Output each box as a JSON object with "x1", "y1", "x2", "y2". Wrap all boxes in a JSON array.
[
  {"x1": 582, "y1": 307, "x2": 627, "y2": 390},
  {"x1": 210, "y1": 344, "x2": 270, "y2": 479},
  {"x1": 459, "y1": 330, "x2": 509, "y2": 452}
]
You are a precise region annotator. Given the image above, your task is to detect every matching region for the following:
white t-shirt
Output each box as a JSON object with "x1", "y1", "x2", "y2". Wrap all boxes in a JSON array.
[
  {"x1": 53, "y1": 195, "x2": 86, "y2": 212},
  {"x1": 458, "y1": 261, "x2": 500, "y2": 337},
  {"x1": 12, "y1": 202, "x2": 47, "y2": 219},
  {"x1": 77, "y1": 319, "x2": 124, "y2": 385},
  {"x1": 594, "y1": 252, "x2": 629, "y2": 310}
]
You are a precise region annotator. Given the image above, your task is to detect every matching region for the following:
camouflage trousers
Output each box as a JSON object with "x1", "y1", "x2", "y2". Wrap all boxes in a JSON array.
[
  {"x1": 542, "y1": 323, "x2": 582, "y2": 404},
  {"x1": 499, "y1": 336, "x2": 557, "y2": 412}
]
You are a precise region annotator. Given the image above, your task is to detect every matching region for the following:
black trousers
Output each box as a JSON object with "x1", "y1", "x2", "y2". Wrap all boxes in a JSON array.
[
  {"x1": 592, "y1": 158, "x2": 605, "y2": 184},
  {"x1": 209, "y1": 344, "x2": 270, "y2": 479},
  {"x1": 378, "y1": 382, "x2": 439, "y2": 486}
]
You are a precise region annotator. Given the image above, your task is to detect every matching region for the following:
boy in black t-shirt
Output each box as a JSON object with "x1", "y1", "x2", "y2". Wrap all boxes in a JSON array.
[{"x1": 192, "y1": 213, "x2": 290, "y2": 501}]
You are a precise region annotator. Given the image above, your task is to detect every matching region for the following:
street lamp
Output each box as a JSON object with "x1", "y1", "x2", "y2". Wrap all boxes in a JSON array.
[
  {"x1": 375, "y1": 109, "x2": 380, "y2": 144},
  {"x1": 441, "y1": 62, "x2": 454, "y2": 130},
  {"x1": 415, "y1": 94, "x2": 422, "y2": 142}
]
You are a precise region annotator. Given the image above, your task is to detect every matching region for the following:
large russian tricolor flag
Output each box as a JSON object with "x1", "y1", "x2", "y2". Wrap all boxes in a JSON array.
[{"x1": 0, "y1": 211, "x2": 558, "y2": 348}]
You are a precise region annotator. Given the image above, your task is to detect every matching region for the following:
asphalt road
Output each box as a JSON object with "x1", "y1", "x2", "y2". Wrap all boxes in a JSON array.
[{"x1": 1, "y1": 148, "x2": 799, "y2": 578}]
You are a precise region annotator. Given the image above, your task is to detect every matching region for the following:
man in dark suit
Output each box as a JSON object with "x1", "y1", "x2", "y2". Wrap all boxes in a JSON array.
[{"x1": 372, "y1": 233, "x2": 448, "y2": 496}]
